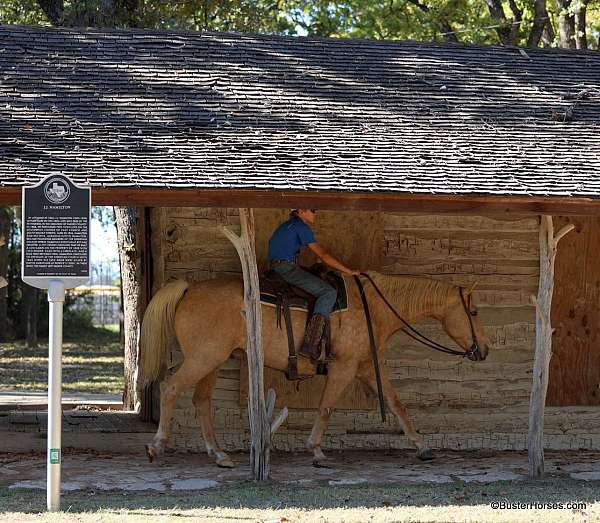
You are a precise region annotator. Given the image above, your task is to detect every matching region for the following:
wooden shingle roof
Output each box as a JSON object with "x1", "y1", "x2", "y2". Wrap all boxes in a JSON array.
[{"x1": 1, "y1": 24, "x2": 599, "y2": 203}]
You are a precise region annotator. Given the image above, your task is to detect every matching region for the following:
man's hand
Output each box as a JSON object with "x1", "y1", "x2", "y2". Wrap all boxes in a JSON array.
[{"x1": 308, "y1": 243, "x2": 361, "y2": 276}]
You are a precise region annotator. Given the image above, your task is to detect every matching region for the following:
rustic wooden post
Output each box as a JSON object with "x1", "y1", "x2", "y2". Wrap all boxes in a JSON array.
[
  {"x1": 220, "y1": 208, "x2": 288, "y2": 480},
  {"x1": 0, "y1": 235, "x2": 6, "y2": 290},
  {"x1": 528, "y1": 215, "x2": 574, "y2": 478}
]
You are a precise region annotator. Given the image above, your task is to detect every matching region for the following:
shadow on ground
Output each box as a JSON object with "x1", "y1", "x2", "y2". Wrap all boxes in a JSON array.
[
  {"x1": 1, "y1": 478, "x2": 599, "y2": 513},
  {"x1": 1, "y1": 449, "x2": 600, "y2": 514}
]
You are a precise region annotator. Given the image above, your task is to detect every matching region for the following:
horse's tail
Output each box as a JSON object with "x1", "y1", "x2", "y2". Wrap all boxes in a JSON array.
[{"x1": 138, "y1": 279, "x2": 189, "y2": 387}]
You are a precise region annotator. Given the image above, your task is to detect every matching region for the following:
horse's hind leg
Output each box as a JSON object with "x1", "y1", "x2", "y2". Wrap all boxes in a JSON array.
[
  {"x1": 146, "y1": 362, "x2": 210, "y2": 462},
  {"x1": 192, "y1": 369, "x2": 234, "y2": 468},
  {"x1": 357, "y1": 363, "x2": 433, "y2": 461}
]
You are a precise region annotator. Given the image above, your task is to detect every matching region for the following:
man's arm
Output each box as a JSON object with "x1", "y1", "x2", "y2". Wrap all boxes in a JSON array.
[{"x1": 308, "y1": 242, "x2": 360, "y2": 276}]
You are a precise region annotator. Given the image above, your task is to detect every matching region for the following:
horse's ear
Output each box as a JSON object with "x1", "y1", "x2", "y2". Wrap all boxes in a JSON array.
[{"x1": 465, "y1": 280, "x2": 479, "y2": 295}]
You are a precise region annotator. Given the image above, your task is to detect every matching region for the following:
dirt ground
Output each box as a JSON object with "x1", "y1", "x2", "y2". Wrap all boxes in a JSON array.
[
  {"x1": 3, "y1": 448, "x2": 600, "y2": 491},
  {"x1": 2, "y1": 449, "x2": 600, "y2": 522}
]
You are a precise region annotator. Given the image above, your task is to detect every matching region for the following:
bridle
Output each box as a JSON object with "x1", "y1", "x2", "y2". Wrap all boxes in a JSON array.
[
  {"x1": 358, "y1": 273, "x2": 484, "y2": 361},
  {"x1": 354, "y1": 273, "x2": 484, "y2": 422},
  {"x1": 458, "y1": 287, "x2": 484, "y2": 361}
]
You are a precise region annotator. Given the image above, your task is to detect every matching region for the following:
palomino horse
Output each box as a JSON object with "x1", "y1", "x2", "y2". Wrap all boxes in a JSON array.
[{"x1": 139, "y1": 272, "x2": 491, "y2": 467}]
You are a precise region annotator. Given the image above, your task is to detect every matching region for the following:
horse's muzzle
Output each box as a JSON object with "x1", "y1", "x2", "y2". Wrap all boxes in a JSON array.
[{"x1": 466, "y1": 344, "x2": 485, "y2": 361}]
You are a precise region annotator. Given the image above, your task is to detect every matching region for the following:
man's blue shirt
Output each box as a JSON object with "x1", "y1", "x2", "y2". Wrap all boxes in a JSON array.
[{"x1": 268, "y1": 217, "x2": 316, "y2": 261}]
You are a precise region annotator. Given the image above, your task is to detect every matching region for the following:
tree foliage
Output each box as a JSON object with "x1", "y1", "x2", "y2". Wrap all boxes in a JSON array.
[
  {"x1": 278, "y1": 0, "x2": 599, "y2": 49},
  {"x1": 1, "y1": 1, "x2": 597, "y2": 49}
]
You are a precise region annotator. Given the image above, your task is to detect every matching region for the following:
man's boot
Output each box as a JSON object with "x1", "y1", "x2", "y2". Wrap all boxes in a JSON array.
[{"x1": 299, "y1": 313, "x2": 326, "y2": 363}]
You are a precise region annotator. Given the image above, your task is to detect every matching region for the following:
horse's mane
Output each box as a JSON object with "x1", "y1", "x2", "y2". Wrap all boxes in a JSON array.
[{"x1": 366, "y1": 271, "x2": 457, "y2": 317}]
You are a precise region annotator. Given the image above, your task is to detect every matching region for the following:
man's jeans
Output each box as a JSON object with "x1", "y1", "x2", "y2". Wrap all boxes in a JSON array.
[{"x1": 272, "y1": 262, "x2": 337, "y2": 317}]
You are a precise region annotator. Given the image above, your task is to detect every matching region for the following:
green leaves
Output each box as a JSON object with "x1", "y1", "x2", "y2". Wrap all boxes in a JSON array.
[{"x1": 1, "y1": 1, "x2": 598, "y2": 49}]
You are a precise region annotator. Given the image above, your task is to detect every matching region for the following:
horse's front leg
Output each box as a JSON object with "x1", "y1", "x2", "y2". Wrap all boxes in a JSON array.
[
  {"x1": 307, "y1": 360, "x2": 358, "y2": 464},
  {"x1": 357, "y1": 362, "x2": 433, "y2": 461}
]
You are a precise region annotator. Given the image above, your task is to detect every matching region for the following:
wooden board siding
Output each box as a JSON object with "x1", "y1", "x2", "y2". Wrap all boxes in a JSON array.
[
  {"x1": 152, "y1": 208, "x2": 543, "y2": 450},
  {"x1": 549, "y1": 216, "x2": 600, "y2": 406}
]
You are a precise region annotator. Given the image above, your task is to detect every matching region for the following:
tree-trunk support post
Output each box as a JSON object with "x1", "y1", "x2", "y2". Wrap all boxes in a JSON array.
[
  {"x1": 115, "y1": 206, "x2": 143, "y2": 411},
  {"x1": 220, "y1": 208, "x2": 288, "y2": 481},
  {"x1": 528, "y1": 215, "x2": 574, "y2": 478},
  {"x1": 0, "y1": 233, "x2": 7, "y2": 291}
]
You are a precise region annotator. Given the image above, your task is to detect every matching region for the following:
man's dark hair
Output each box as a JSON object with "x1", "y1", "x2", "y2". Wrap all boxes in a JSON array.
[{"x1": 289, "y1": 209, "x2": 299, "y2": 218}]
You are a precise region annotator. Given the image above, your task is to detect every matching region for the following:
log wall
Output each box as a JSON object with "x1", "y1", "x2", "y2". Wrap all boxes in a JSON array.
[{"x1": 151, "y1": 208, "x2": 600, "y2": 451}]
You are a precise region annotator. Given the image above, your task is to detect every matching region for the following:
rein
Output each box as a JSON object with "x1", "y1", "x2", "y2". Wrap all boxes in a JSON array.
[
  {"x1": 358, "y1": 272, "x2": 482, "y2": 360},
  {"x1": 354, "y1": 275, "x2": 386, "y2": 422}
]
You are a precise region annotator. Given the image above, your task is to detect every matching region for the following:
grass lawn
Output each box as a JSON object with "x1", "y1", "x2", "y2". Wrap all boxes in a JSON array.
[
  {"x1": 0, "y1": 479, "x2": 598, "y2": 522},
  {"x1": 0, "y1": 326, "x2": 123, "y2": 394}
]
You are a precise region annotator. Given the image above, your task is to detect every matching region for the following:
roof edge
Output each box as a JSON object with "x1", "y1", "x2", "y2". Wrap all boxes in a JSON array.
[{"x1": 1, "y1": 187, "x2": 599, "y2": 215}]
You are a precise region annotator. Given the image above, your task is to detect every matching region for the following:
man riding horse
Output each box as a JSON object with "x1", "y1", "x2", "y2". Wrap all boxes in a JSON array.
[
  {"x1": 268, "y1": 208, "x2": 360, "y2": 362},
  {"x1": 140, "y1": 216, "x2": 492, "y2": 467}
]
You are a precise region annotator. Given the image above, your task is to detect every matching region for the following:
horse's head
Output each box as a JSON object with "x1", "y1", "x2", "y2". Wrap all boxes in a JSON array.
[{"x1": 441, "y1": 284, "x2": 491, "y2": 361}]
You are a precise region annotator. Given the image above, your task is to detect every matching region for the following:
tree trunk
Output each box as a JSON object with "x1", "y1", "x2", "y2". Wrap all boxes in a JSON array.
[
  {"x1": 527, "y1": 0, "x2": 550, "y2": 47},
  {"x1": 574, "y1": 0, "x2": 589, "y2": 49},
  {"x1": 18, "y1": 283, "x2": 38, "y2": 346},
  {"x1": 117, "y1": 0, "x2": 141, "y2": 27},
  {"x1": 405, "y1": 0, "x2": 458, "y2": 43},
  {"x1": 27, "y1": 288, "x2": 38, "y2": 348},
  {"x1": 0, "y1": 207, "x2": 10, "y2": 341},
  {"x1": 485, "y1": 0, "x2": 513, "y2": 45},
  {"x1": 557, "y1": 0, "x2": 577, "y2": 48},
  {"x1": 438, "y1": 20, "x2": 459, "y2": 43},
  {"x1": 100, "y1": 0, "x2": 116, "y2": 25},
  {"x1": 528, "y1": 216, "x2": 574, "y2": 478},
  {"x1": 115, "y1": 206, "x2": 142, "y2": 411},
  {"x1": 507, "y1": 0, "x2": 523, "y2": 45},
  {"x1": 36, "y1": 0, "x2": 64, "y2": 25},
  {"x1": 541, "y1": 18, "x2": 556, "y2": 47}
]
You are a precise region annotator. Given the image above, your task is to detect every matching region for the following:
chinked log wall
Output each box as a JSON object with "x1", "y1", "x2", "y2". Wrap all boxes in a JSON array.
[{"x1": 151, "y1": 207, "x2": 600, "y2": 452}]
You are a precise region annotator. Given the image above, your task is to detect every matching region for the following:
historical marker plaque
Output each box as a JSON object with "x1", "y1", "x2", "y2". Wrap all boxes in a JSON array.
[{"x1": 22, "y1": 174, "x2": 91, "y2": 289}]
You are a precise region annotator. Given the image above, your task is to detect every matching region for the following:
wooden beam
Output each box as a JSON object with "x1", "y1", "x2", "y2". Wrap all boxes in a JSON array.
[
  {"x1": 2, "y1": 187, "x2": 600, "y2": 215},
  {"x1": 219, "y1": 209, "x2": 288, "y2": 480},
  {"x1": 527, "y1": 216, "x2": 574, "y2": 479}
]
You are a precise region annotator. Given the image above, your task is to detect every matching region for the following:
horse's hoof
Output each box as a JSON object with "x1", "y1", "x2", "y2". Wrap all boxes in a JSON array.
[
  {"x1": 216, "y1": 455, "x2": 235, "y2": 468},
  {"x1": 313, "y1": 459, "x2": 333, "y2": 469},
  {"x1": 312, "y1": 447, "x2": 327, "y2": 462},
  {"x1": 417, "y1": 448, "x2": 434, "y2": 461},
  {"x1": 145, "y1": 444, "x2": 156, "y2": 463}
]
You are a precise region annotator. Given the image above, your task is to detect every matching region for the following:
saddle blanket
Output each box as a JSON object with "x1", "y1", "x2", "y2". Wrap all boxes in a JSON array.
[{"x1": 259, "y1": 271, "x2": 348, "y2": 314}]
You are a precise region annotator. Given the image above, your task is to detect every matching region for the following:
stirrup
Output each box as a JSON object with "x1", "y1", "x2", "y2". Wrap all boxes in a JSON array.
[
  {"x1": 286, "y1": 355, "x2": 299, "y2": 380},
  {"x1": 285, "y1": 356, "x2": 311, "y2": 381},
  {"x1": 316, "y1": 361, "x2": 328, "y2": 375}
]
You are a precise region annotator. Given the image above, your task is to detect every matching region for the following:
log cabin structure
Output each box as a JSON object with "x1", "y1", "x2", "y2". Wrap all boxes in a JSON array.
[{"x1": 1, "y1": 24, "x2": 600, "y2": 478}]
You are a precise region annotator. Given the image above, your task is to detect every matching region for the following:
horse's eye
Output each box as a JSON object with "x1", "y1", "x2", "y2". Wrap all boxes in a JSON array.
[{"x1": 470, "y1": 310, "x2": 478, "y2": 316}]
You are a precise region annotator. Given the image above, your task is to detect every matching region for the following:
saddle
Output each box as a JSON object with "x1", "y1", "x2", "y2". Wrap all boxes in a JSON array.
[{"x1": 260, "y1": 265, "x2": 338, "y2": 380}]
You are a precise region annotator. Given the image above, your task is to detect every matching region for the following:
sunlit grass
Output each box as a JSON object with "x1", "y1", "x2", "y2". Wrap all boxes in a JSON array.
[
  {"x1": 0, "y1": 326, "x2": 123, "y2": 394},
  {"x1": 0, "y1": 480, "x2": 598, "y2": 522},
  {"x1": 95, "y1": 323, "x2": 120, "y2": 333}
]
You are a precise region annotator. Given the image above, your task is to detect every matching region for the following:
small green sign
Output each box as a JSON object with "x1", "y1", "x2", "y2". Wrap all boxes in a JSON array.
[{"x1": 49, "y1": 448, "x2": 60, "y2": 464}]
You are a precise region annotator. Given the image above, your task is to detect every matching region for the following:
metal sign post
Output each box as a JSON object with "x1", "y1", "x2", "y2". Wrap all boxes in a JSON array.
[{"x1": 21, "y1": 174, "x2": 90, "y2": 512}]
